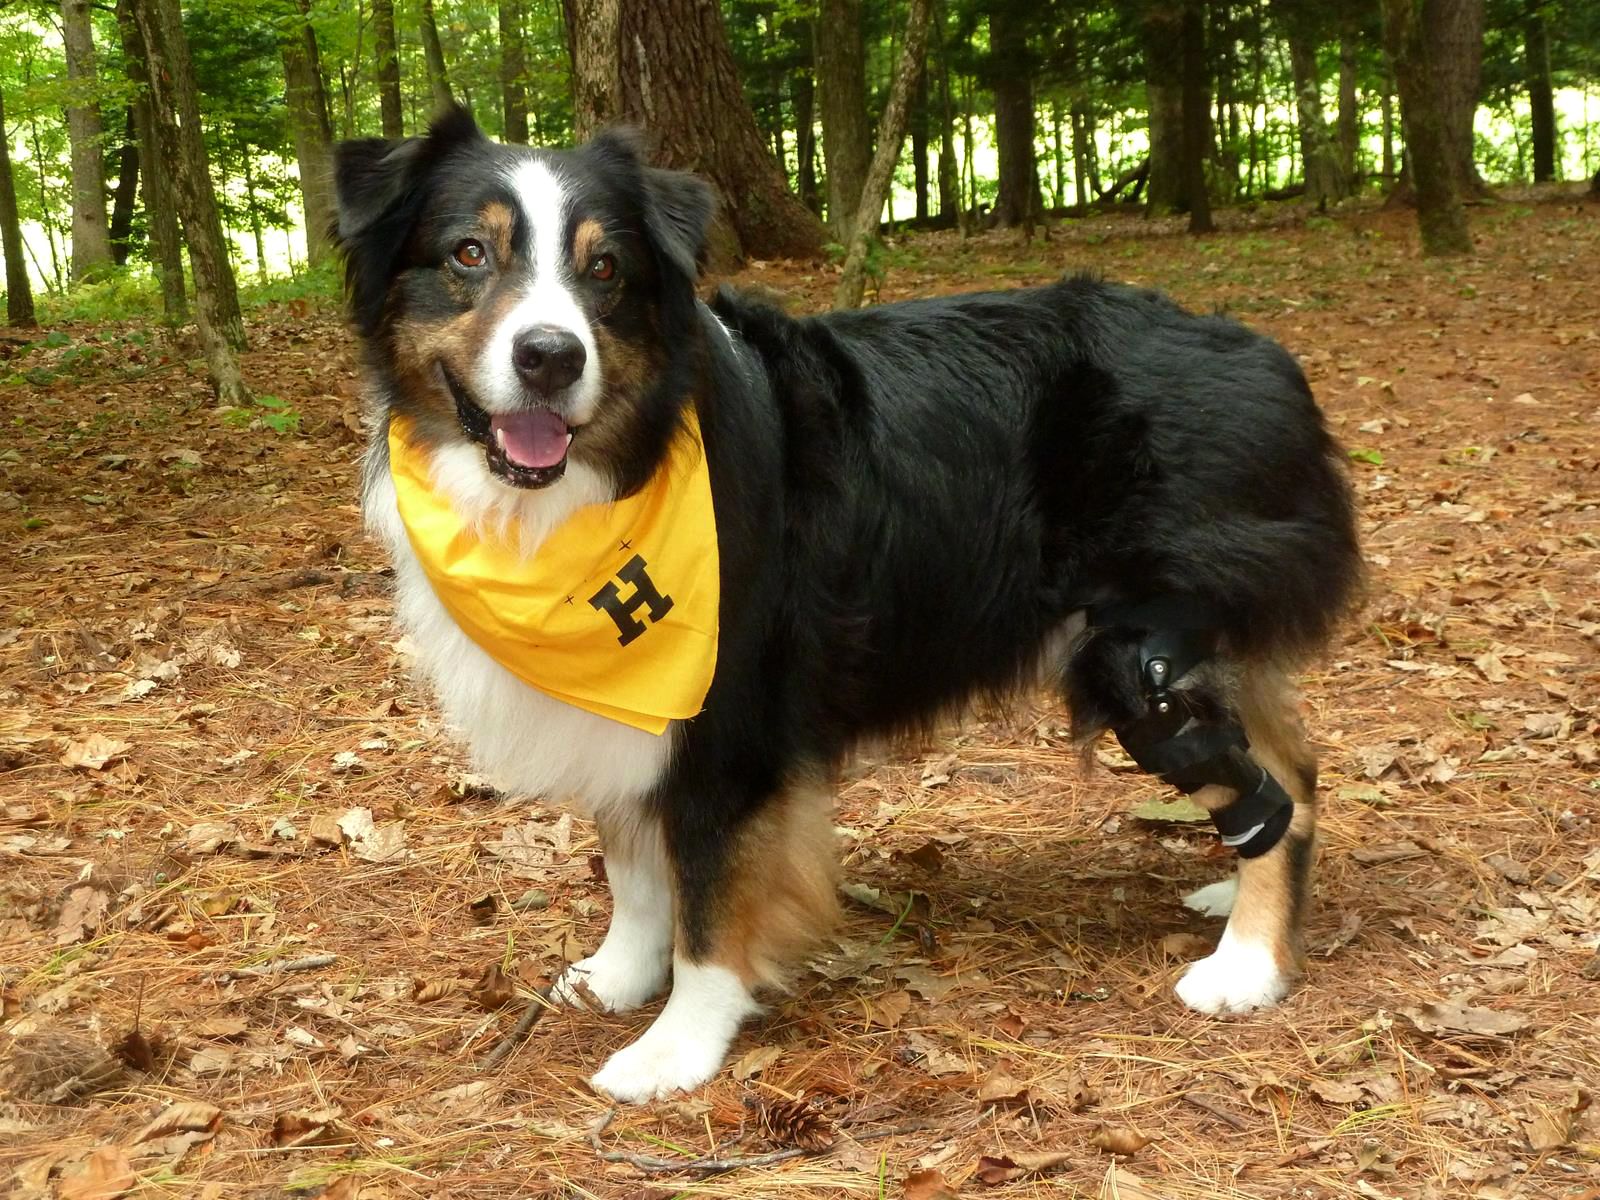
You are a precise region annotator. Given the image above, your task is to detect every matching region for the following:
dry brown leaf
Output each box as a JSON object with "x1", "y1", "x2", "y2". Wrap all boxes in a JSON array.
[
  {"x1": 1523, "y1": 1088, "x2": 1590, "y2": 1151},
  {"x1": 1402, "y1": 1002, "x2": 1531, "y2": 1038},
  {"x1": 270, "y1": 1106, "x2": 344, "y2": 1148},
  {"x1": 1098, "y1": 1166, "x2": 1161, "y2": 1199},
  {"x1": 730, "y1": 1043, "x2": 784, "y2": 1081},
  {"x1": 1091, "y1": 1125, "x2": 1154, "y2": 1156},
  {"x1": 58, "y1": 1146, "x2": 134, "y2": 1200},
  {"x1": 470, "y1": 963, "x2": 516, "y2": 1010},
  {"x1": 869, "y1": 989, "x2": 913, "y2": 1029},
  {"x1": 1035, "y1": 1070, "x2": 1099, "y2": 1113},
  {"x1": 412, "y1": 977, "x2": 460, "y2": 1003},
  {"x1": 191, "y1": 1016, "x2": 248, "y2": 1041},
  {"x1": 54, "y1": 885, "x2": 109, "y2": 946},
  {"x1": 903, "y1": 1168, "x2": 960, "y2": 1199},
  {"x1": 904, "y1": 1031, "x2": 968, "y2": 1078},
  {"x1": 59, "y1": 734, "x2": 132, "y2": 771},
  {"x1": 974, "y1": 1150, "x2": 1073, "y2": 1185},
  {"x1": 977, "y1": 1069, "x2": 1030, "y2": 1106},
  {"x1": 1308, "y1": 1078, "x2": 1366, "y2": 1105},
  {"x1": 131, "y1": 1100, "x2": 222, "y2": 1163},
  {"x1": 1159, "y1": 931, "x2": 1212, "y2": 958}
]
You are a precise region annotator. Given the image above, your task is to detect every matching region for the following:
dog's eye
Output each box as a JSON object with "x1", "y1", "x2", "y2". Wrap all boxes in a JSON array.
[
  {"x1": 453, "y1": 240, "x2": 488, "y2": 269},
  {"x1": 589, "y1": 254, "x2": 617, "y2": 282}
]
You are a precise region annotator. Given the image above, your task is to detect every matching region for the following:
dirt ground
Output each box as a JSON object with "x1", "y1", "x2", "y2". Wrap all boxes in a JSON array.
[{"x1": 2, "y1": 189, "x2": 1598, "y2": 1200}]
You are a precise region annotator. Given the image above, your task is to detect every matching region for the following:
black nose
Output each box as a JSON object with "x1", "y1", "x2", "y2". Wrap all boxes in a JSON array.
[{"x1": 511, "y1": 326, "x2": 586, "y2": 395}]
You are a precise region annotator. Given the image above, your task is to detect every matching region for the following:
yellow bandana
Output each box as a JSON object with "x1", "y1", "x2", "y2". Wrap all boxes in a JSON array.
[{"x1": 387, "y1": 412, "x2": 719, "y2": 735}]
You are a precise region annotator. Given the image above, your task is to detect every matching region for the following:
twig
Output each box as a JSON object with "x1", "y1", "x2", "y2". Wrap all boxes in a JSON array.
[
  {"x1": 212, "y1": 952, "x2": 335, "y2": 983},
  {"x1": 1182, "y1": 1091, "x2": 1251, "y2": 1131},
  {"x1": 587, "y1": 1107, "x2": 943, "y2": 1177},
  {"x1": 479, "y1": 984, "x2": 556, "y2": 1069}
]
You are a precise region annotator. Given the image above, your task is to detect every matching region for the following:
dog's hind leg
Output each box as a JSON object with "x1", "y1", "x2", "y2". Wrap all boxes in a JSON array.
[
  {"x1": 552, "y1": 808, "x2": 674, "y2": 1013},
  {"x1": 1174, "y1": 664, "x2": 1318, "y2": 1014},
  {"x1": 589, "y1": 779, "x2": 839, "y2": 1103}
]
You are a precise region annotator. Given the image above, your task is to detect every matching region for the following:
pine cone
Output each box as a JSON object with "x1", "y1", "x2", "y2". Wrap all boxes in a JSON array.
[{"x1": 758, "y1": 1095, "x2": 837, "y2": 1153}]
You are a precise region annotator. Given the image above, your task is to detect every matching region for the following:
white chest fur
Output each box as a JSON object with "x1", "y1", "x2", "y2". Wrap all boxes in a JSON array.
[{"x1": 364, "y1": 467, "x2": 675, "y2": 811}]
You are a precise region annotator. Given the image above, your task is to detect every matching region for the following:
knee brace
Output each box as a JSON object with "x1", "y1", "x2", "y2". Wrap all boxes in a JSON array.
[{"x1": 1093, "y1": 600, "x2": 1293, "y2": 860}]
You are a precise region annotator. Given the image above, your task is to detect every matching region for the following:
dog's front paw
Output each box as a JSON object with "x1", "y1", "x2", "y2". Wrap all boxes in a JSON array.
[
  {"x1": 590, "y1": 1026, "x2": 729, "y2": 1103},
  {"x1": 1175, "y1": 931, "x2": 1291, "y2": 1015},
  {"x1": 551, "y1": 949, "x2": 668, "y2": 1013}
]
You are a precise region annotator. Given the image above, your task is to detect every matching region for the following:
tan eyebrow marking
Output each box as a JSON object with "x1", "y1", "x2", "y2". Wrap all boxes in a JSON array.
[
  {"x1": 573, "y1": 218, "x2": 606, "y2": 270},
  {"x1": 479, "y1": 200, "x2": 516, "y2": 264}
]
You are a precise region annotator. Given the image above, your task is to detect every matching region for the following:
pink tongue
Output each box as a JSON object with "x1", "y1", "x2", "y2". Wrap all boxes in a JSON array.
[{"x1": 491, "y1": 409, "x2": 569, "y2": 469}]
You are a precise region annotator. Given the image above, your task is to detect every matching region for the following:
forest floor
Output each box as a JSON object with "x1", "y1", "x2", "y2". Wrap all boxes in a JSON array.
[{"x1": 2, "y1": 187, "x2": 1598, "y2": 1200}]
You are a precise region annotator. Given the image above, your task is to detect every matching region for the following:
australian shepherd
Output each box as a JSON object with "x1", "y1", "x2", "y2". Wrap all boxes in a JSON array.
[{"x1": 333, "y1": 110, "x2": 1361, "y2": 1103}]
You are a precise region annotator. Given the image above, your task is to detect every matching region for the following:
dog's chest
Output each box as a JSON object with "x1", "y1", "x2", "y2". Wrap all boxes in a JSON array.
[{"x1": 365, "y1": 470, "x2": 675, "y2": 811}]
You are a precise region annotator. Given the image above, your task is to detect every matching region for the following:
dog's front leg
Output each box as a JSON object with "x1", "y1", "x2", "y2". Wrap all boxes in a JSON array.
[{"x1": 589, "y1": 780, "x2": 839, "y2": 1103}]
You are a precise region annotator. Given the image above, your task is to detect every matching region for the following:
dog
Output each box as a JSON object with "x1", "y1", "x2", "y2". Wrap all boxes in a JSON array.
[{"x1": 333, "y1": 109, "x2": 1361, "y2": 1103}]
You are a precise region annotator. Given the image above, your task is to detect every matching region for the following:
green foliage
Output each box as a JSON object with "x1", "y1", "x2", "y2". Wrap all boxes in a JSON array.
[{"x1": 223, "y1": 393, "x2": 302, "y2": 434}]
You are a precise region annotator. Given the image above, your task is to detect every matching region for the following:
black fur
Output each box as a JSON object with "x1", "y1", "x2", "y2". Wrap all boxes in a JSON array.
[{"x1": 334, "y1": 116, "x2": 1361, "y2": 962}]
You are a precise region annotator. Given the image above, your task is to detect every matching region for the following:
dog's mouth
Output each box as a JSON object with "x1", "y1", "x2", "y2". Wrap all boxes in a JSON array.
[{"x1": 443, "y1": 367, "x2": 572, "y2": 489}]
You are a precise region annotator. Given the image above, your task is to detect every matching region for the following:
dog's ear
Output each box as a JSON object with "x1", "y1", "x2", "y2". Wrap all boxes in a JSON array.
[
  {"x1": 585, "y1": 126, "x2": 715, "y2": 281},
  {"x1": 333, "y1": 107, "x2": 485, "y2": 333}
]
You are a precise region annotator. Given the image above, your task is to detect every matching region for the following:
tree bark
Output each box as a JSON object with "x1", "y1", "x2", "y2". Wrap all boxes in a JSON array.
[
  {"x1": 911, "y1": 70, "x2": 929, "y2": 221},
  {"x1": 1282, "y1": 5, "x2": 1349, "y2": 206},
  {"x1": 420, "y1": 0, "x2": 455, "y2": 113},
  {"x1": 500, "y1": 0, "x2": 530, "y2": 143},
  {"x1": 1525, "y1": 1, "x2": 1556, "y2": 182},
  {"x1": 935, "y1": 15, "x2": 959, "y2": 221},
  {"x1": 1382, "y1": 0, "x2": 1472, "y2": 254},
  {"x1": 1143, "y1": 3, "x2": 1185, "y2": 214},
  {"x1": 281, "y1": 0, "x2": 337, "y2": 268},
  {"x1": 373, "y1": 0, "x2": 404, "y2": 137},
  {"x1": 563, "y1": 0, "x2": 823, "y2": 263},
  {"x1": 116, "y1": 0, "x2": 186, "y2": 320},
  {"x1": 835, "y1": 0, "x2": 933, "y2": 309},
  {"x1": 1181, "y1": 0, "x2": 1213, "y2": 233},
  {"x1": 0, "y1": 90, "x2": 37, "y2": 327},
  {"x1": 127, "y1": 0, "x2": 250, "y2": 397},
  {"x1": 1388, "y1": 0, "x2": 1489, "y2": 202},
  {"x1": 791, "y1": 46, "x2": 820, "y2": 213},
  {"x1": 988, "y1": 0, "x2": 1036, "y2": 227},
  {"x1": 62, "y1": 0, "x2": 115, "y2": 280},
  {"x1": 108, "y1": 107, "x2": 138, "y2": 265},
  {"x1": 817, "y1": 0, "x2": 870, "y2": 239},
  {"x1": 1338, "y1": 26, "x2": 1359, "y2": 181}
]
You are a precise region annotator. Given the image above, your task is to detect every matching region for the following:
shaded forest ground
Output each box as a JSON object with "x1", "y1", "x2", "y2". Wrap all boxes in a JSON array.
[{"x1": 2, "y1": 188, "x2": 1598, "y2": 1200}]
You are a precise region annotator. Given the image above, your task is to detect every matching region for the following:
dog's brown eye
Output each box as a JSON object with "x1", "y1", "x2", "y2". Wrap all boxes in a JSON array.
[
  {"x1": 453, "y1": 240, "x2": 487, "y2": 269},
  {"x1": 589, "y1": 254, "x2": 617, "y2": 282}
]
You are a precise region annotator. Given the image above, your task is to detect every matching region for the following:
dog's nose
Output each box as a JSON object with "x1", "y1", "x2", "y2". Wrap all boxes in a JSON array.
[{"x1": 511, "y1": 327, "x2": 586, "y2": 395}]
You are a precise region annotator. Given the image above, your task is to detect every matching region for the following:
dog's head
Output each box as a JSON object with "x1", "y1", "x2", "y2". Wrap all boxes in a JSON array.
[{"x1": 334, "y1": 109, "x2": 714, "y2": 501}]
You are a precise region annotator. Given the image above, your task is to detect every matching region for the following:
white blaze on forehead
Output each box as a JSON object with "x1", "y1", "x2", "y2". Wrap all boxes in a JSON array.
[{"x1": 474, "y1": 157, "x2": 601, "y2": 424}]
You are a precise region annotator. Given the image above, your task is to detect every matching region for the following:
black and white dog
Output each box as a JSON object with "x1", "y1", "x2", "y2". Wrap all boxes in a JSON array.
[{"x1": 334, "y1": 110, "x2": 1360, "y2": 1103}]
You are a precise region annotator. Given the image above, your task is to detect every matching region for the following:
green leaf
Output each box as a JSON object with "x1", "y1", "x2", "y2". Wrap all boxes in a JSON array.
[
  {"x1": 254, "y1": 394, "x2": 287, "y2": 409},
  {"x1": 1130, "y1": 796, "x2": 1210, "y2": 823},
  {"x1": 1348, "y1": 448, "x2": 1384, "y2": 466}
]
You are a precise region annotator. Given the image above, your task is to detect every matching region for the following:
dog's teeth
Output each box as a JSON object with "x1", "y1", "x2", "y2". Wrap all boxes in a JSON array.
[
  {"x1": 566, "y1": 433, "x2": 574, "y2": 446},
  {"x1": 494, "y1": 427, "x2": 506, "y2": 450}
]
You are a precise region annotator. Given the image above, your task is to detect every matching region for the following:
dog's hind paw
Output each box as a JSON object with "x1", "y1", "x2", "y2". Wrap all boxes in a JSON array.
[{"x1": 1175, "y1": 929, "x2": 1291, "y2": 1014}]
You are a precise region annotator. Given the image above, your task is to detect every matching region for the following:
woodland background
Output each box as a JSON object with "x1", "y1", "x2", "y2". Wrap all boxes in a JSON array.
[{"x1": 2, "y1": 2, "x2": 1599, "y2": 1199}]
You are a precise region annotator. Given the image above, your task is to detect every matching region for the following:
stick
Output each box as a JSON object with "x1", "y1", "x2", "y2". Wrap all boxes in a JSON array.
[
  {"x1": 588, "y1": 1108, "x2": 944, "y2": 1177},
  {"x1": 479, "y1": 984, "x2": 555, "y2": 1069},
  {"x1": 1182, "y1": 1091, "x2": 1251, "y2": 1131},
  {"x1": 213, "y1": 952, "x2": 335, "y2": 982}
]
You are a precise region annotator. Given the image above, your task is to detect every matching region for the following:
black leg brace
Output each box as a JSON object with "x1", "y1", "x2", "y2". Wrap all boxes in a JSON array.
[{"x1": 1092, "y1": 600, "x2": 1293, "y2": 859}]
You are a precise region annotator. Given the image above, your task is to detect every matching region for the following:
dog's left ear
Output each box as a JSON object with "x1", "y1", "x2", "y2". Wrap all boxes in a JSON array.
[{"x1": 586, "y1": 127, "x2": 715, "y2": 281}]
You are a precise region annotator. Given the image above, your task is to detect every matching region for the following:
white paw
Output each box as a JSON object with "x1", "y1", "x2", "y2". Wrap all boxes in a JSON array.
[
  {"x1": 590, "y1": 1024, "x2": 731, "y2": 1103},
  {"x1": 1182, "y1": 878, "x2": 1239, "y2": 918},
  {"x1": 1175, "y1": 930, "x2": 1290, "y2": 1014},
  {"x1": 551, "y1": 949, "x2": 668, "y2": 1013}
]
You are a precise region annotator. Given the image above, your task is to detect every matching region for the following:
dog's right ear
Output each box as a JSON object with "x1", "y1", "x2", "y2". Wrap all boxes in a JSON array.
[{"x1": 333, "y1": 107, "x2": 484, "y2": 334}]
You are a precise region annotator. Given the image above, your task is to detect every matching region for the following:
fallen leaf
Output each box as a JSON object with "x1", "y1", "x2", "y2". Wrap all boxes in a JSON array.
[
  {"x1": 1129, "y1": 796, "x2": 1209, "y2": 823},
  {"x1": 58, "y1": 1146, "x2": 134, "y2": 1200},
  {"x1": 1308, "y1": 1078, "x2": 1366, "y2": 1105},
  {"x1": 470, "y1": 963, "x2": 516, "y2": 1010},
  {"x1": 1159, "y1": 932, "x2": 1212, "y2": 959},
  {"x1": 1091, "y1": 1126, "x2": 1154, "y2": 1156},
  {"x1": 270, "y1": 1106, "x2": 344, "y2": 1148},
  {"x1": 975, "y1": 1150, "x2": 1072, "y2": 1184},
  {"x1": 869, "y1": 989, "x2": 913, "y2": 1029},
  {"x1": 59, "y1": 734, "x2": 133, "y2": 771},
  {"x1": 412, "y1": 977, "x2": 459, "y2": 1003},
  {"x1": 903, "y1": 1168, "x2": 959, "y2": 1199},
  {"x1": 894, "y1": 964, "x2": 955, "y2": 1002},
  {"x1": 1099, "y1": 1166, "x2": 1161, "y2": 1199},
  {"x1": 1402, "y1": 1002, "x2": 1531, "y2": 1038},
  {"x1": 131, "y1": 1100, "x2": 222, "y2": 1164},
  {"x1": 977, "y1": 1069, "x2": 1030, "y2": 1106},
  {"x1": 54, "y1": 885, "x2": 109, "y2": 945},
  {"x1": 1523, "y1": 1088, "x2": 1590, "y2": 1151},
  {"x1": 904, "y1": 1031, "x2": 968, "y2": 1078},
  {"x1": 1035, "y1": 1071, "x2": 1099, "y2": 1113},
  {"x1": 183, "y1": 821, "x2": 239, "y2": 855},
  {"x1": 731, "y1": 1043, "x2": 784, "y2": 1081}
]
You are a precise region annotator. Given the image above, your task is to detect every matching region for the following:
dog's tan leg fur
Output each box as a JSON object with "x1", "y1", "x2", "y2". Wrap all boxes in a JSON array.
[{"x1": 1177, "y1": 664, "x2": 1318, "y2": 1013}]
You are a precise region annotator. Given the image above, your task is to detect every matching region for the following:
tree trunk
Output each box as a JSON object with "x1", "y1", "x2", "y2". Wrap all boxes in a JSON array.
[
  {"x1": 420, "y1": 0, "x2": 455, "y2": 113},
  {"x1": 62, "y1": 0, "x2": 115, "y2": 280},
  {"x1": 500, "y1": 0, "x2": 530, "y2": 143},
  {"x1": 1388, "y1": 0, "x2": 1489, "y2": 202},
  {"x1": 1283, "y1": 11, "x2": 1349, "y2": 205},
  {"x1": 791, "y1": 51, "x2": 820, "y2": 213},
  {"x1": 1382, "y1": 0, "x2": 1472, "y2": 254},
  {"x1": 373, "y1": 0, "x2": 403, "y2": 137},
  {"x1": 1144, "y1": 3, "x2": 1185, "y2": 214},
  {"x1": 911, "y1": 70, "x2": 929, "y2": 221},
  {"x1": 835, "y1": 0, "x2": 933, "y2": 309},
  {"x1": 1381, "y1": 73, "x2": 1395, "y2": 177},
  {"x1": 1525, "y1": 2, "x2": 1556, "y2": 182},
  {"x1": 989, "y1": 0, "x2": 1036, "y2": 227},
  {"x1": 1181, "y1": 0, "x2": 1214, "y2": 233},
  {"x1": 816, "y1": 0, "x2": 871, "y2": 239},
  {"x1": 1338, "y1": 27, "x2": 1359, "y2": 181},
  {"x1": 117, "y1": 0, "x2": 186, "y2": 320},
  {"x1": 281, "y1": 0, "x2": 337, "y2": 268},
  {"x1": 0, "y1": 91, "x2": 37, "y2": 327},
  {"x1": 935, "y1": 16, "x2": 959, "y2": 221},
  {"x1": 108, "y1": 107, "x2": 138, "y2": 265},
  {"x1": 563, "y1": 0, "x2": 823, "y2": 263},
  {"x1": 127, "y1": 0, "x2": 250, "y2": 398}
]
